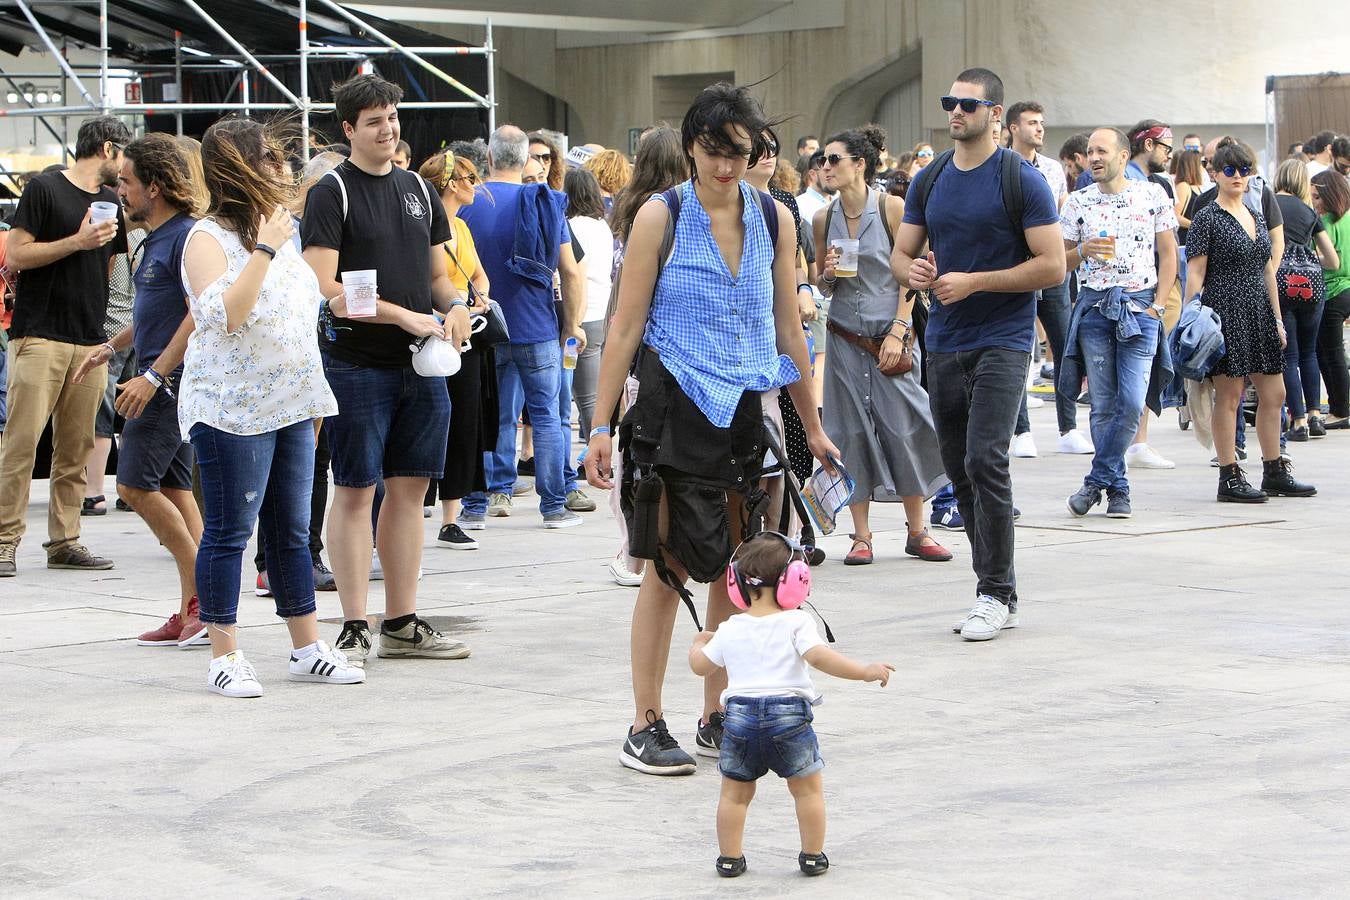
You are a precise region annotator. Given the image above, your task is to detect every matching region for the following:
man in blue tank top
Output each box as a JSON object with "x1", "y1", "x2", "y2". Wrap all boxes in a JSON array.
[{"x1": 893, "y1": 67, "x2": 1065, "y2": 642}]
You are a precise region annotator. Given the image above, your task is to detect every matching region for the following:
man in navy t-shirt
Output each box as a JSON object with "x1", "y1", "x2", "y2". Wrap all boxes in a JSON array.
[
  {"x1": 894, "y1": 67, "x2": 1065, "y2": 642},
  {"x1": 458, "y1": 125, "x2": 587, "y2": 529},
  {"x1": 75, "y1": 134, "x2": 204, "y2": 647}
]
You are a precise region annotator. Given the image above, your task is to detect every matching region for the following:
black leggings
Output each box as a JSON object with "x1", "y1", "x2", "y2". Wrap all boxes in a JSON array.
[{"x1": 1316, "y1": 288, "x2": 1350, "y2": 418}]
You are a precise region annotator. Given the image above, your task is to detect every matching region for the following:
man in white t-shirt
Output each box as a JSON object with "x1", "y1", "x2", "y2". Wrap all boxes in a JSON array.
[
  {"x1": 1306, "y1": 131, "x2": 1335, "y2": 176},
  {"x1": 1006, "y1": 101, "x2": 1092, "y2": 456},
  {"x1": 1060, "y1": 127, "x2": 1178, "y2": 520}
]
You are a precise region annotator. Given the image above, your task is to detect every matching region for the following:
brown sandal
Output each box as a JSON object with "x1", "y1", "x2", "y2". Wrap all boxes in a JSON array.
[{"x1": 844, "y1": 533, "x2": 873, "y2": 566}]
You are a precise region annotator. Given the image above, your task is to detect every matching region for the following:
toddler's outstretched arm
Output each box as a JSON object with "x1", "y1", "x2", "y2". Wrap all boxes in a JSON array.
[
  {"x1": 804, "y1": 646, "x2": 895, "y2": 686},
  {"x1": 689, "y1": 630, "x2": 720, "y2": 676}
]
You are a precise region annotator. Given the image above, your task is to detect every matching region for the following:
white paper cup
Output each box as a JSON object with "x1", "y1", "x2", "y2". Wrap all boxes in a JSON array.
[
  {"x1": 90, "y1": 201, "x2": 119, "y2": 224},
  {"x1": 832, "y1": 239, "x2": 860, "y2": 278},
  {"x1": 342, "y1": 269, "x2": 378, "y2": 318}
]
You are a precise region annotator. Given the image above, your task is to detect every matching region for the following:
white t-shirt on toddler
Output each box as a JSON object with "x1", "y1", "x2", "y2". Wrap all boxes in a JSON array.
[{"x1": 701, "y1": 609, "x2": 826, "y2": 707}]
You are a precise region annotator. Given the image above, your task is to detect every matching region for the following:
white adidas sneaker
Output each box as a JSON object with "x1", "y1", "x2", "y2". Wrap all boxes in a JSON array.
[
  {"x1": 288, "y1": 640, "x2": 366, "y2": 684},
  {"x1": 207, "y1": 650, "x2": 264, "y2": 698}
]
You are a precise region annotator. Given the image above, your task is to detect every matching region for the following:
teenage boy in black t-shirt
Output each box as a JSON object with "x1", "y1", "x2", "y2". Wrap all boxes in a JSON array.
[
  {"x1": 0, "y1": 115, "x2": 130, "y2": 578},
  {"x1": 302, "y1": 74, "x2": 473, "y2": 668}
]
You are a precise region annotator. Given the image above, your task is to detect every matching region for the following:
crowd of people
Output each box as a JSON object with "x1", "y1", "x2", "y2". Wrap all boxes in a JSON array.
[{"x1": 1, "y1": 64, "x2": 1347, "y2": 877}]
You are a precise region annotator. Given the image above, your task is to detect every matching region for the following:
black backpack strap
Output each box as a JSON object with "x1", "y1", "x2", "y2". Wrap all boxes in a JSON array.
[
  {"x1": 757, "y1": 189, "x2": 780, "y2": 248},
  {"x1": 909, "y1": 148, "x2": 954, "y2": 226},
  {"x1": 999, "y1": 148, "x2": 1030, "y2": 259}
]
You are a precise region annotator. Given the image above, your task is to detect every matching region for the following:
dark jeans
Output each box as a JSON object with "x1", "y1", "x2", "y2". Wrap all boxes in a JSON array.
[
  {"x1": 1016, "y1": 276, "x2": 1078, "y2": 435},
  {"x1": 191, "y1": 420, "x2": 317, "y2": 626},
  {"x1": 1282, "y1": 298, "x2": 1325, "y2": 419},
  {"x1": 927, "y1": 347, "x2": 1028, "y2": 606},
  {"x1": 1316, "y1": 288, "x2": 1350, "y2": 418}
]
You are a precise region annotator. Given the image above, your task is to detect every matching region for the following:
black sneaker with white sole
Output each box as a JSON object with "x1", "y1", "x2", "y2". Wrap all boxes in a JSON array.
[
  {"x1": 619, "y1": 710, "x2": 696, "y2": 775},
  {"x1": 437, "y1": 522, "x2": 479, "y2": 550},
  {"x1": 695, "y1": 710, "x2": 724, "y2": 758}
]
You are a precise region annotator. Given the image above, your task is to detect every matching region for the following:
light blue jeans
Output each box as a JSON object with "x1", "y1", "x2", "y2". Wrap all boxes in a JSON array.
[{"x1": 1078, "y1": 306, "x2": 1160, "y2": 493}]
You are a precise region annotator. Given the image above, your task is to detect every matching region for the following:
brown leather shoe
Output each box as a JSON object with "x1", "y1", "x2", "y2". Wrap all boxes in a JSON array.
[{"x1": 46, "y1": 543, "x2": 114, "y2": 571}]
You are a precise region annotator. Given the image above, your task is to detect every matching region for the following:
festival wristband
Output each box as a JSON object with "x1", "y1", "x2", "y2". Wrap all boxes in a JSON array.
[
  {"x1": 797, "y1": 282, "x2": 812, "y2": 294},
  {"x1": 143, "y1": 368, "x2": 164, "y2": 389},
  {"x1": 449, "y1": 298, "x2": 469, "y2": 310},
  {"x1": 589, "y1": 425, "x2": 611, "y2": 439}
]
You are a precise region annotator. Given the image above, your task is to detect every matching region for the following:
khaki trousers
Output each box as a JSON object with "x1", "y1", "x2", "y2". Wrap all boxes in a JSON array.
[{"x1": 0, "y1": 337, "x2": 106, "y2": 551}]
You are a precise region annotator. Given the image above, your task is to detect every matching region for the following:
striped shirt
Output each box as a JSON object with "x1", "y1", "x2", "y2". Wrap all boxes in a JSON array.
[{"x1": 642, "y1": 180, "x2": 798, "y2": 428}]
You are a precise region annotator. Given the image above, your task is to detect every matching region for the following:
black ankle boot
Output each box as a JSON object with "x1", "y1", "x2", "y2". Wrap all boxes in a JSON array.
[
  {"x1": 1261, "y1": 457, "x2": 1317, "y2": 497},
  {"x1": 1218, "y1": 463, "x2": 1267, "y2": 503}
]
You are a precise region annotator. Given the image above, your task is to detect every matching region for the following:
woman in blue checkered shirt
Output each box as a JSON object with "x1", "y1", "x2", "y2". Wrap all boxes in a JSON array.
[{"x1": 584, "y1": 83, "x2": 843, "y2": 777}]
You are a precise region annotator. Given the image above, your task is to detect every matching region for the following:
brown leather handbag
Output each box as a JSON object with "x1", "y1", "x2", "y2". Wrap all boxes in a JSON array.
[{"x1": 825, "y1": 318, "x2": 913, "y2": 376}]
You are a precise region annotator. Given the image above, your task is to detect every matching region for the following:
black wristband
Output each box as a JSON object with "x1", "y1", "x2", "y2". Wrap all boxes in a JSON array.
[{"x1": 254, "y1": 242, "x2": 277, "y2": 260}]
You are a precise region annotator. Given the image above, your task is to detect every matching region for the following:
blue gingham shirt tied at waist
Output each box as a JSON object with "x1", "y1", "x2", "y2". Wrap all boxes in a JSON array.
[{"x1": 642, "y1": 180, "x2": 799, "y2": 428}]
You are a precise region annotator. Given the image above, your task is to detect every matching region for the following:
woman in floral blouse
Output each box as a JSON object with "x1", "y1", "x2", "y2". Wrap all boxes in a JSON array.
[{"x1": 180, "y1": 118, "x2": 360, "y2": 698}]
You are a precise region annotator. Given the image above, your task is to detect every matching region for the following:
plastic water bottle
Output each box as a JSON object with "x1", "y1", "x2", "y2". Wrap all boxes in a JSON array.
[{"x1": 563, "y1": 337, "x2": 579, "y2": 370}]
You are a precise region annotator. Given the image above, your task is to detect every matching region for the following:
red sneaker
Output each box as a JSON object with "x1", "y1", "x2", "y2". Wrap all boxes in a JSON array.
[
  {"x1": 137, "y1": 612, "x2": 185, "y2": 646},
  {"x1": 177, "y1": 596, "x2": 209, "y2": 649}
]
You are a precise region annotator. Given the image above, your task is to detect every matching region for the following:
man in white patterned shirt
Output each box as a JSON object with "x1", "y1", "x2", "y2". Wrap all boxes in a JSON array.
[{"x1": 1060, "y1": 127, "x2": 1178, "y2": 520}]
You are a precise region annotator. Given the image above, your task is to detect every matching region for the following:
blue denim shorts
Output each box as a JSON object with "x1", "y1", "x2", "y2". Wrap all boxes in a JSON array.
[
  {"x1": 116, "y1": 388, "x2": 192, "y2": 492},
  {"x1": 322, "y1": 354, "x2": 450, "y2": 488},
  {"x1": 719, "y1": 695, "x2": 824, "y2": 782}
]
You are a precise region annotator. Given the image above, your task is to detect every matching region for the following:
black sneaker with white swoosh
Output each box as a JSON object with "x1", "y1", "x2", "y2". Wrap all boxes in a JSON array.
[
  {"x1": 695, "y1": 710, "x2": 724, "y2": 758},
  {"x1": 619, "y1": 710, "x2": 697, "y2": 775}
]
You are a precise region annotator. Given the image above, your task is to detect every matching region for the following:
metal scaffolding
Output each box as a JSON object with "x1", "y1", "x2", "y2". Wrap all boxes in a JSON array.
[{"x1": 0, "y1": 0, "x2": 497, "y2": 161}]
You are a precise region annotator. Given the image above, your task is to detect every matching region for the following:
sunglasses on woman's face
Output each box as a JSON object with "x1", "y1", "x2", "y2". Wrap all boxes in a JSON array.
[
  {"x1": 531, "y1": 152, "x2": 552, "y2": 163},
  {"x1": 917, "y1": 149, "x2": 934, "y2": 159},
  {"x1": 1221, "y1": 165, "x2": 1252, "y2": 178},
  {"x1": 821, "y1": 153, "x2": 856, "y2": 167},
  {"x1": 940, "y1": 95, "x2": 995, "y2": 113}
]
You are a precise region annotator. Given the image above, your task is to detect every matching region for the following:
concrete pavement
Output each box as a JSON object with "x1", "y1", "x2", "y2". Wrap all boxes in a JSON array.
[{"x1": 2, "y1": 404, "x2": 1348, "y2": 898}]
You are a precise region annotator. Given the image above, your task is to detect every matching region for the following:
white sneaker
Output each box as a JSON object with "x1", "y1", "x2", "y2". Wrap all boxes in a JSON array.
[
  {"x1": 288, "y1": 640, "x2": 366, "y2": 684},
  {"x1": 607, "y1": 556, "x2": 644, "y2": 587},
  {"x1": 1125, "y1": 443, "x2": 1175, "y2": 469},
  {"x1": 1057, "y1": 429, "x2": 1094, "y2": 454},
  {"x1": 207, "y1": 650, "x2": 264, "y2": 698},
  {"x1": 1025, "y1": 395, "x2": 1045, "y2": 409},
  {"x1": 957, "y1": 595, "x2": 1019, "y2": 641},
  {"x1": 1010, "y1": 432, "x2": 1038, "y2": 458}
]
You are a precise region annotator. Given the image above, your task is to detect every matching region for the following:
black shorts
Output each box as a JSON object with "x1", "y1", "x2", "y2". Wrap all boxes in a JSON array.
[
  {"x1": 115, "y1": 388, "x2": 193, "y2": 492},
  {"x1": 620, "y1": 349, "x2": 765, "y2": 583}
]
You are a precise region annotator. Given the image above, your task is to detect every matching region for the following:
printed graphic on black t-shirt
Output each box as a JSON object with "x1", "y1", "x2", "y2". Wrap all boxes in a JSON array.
[
  {"x1": 10, "y1": 170, "x2": 128, "y2": 345},
  {"x1": 301, "y1": 160, "x2": 451, "y2": 368}
]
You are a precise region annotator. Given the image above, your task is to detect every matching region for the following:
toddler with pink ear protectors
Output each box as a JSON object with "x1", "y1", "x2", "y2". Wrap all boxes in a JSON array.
[{"x1": 689, "y1": 532, "x2": 895, "y2": 880}]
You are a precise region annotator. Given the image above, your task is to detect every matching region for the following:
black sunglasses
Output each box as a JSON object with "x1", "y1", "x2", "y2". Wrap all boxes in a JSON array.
[
  {"x1": 1154, "y1": 141, "x2": 1173, "y2": 155},
  {"x1": 531, "y1": 152, "x2": 552, "y2": 163},
  {"x1": 940, "y1": 95, "x2": 995, "y2": 113},
  {"x1": 1221, "y1": 165, "x2": 1252, "y2": 177},
  {"x1": 821, "y1": 153, "x2": 856, "y2": 166}
]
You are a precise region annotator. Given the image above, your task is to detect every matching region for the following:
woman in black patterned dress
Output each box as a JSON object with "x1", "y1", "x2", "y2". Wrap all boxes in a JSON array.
[{"x1": 1186, "y1": 142, "x2": 1314, "y2": 501}]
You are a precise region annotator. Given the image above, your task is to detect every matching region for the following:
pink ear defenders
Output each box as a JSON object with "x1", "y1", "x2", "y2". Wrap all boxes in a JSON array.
[{"x1": 726, "y1": 532, "x2": 812, "y2": 611}]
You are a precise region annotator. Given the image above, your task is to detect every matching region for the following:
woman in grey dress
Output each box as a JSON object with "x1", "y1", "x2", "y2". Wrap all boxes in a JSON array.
[{"x1": 813, "y1": 125, "x2": 950, "y2": 565}]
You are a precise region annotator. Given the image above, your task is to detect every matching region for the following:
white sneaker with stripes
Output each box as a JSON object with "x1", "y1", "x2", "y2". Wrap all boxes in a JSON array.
[
  {"x1": 207, "y1": 650, "x2": 264, "y2": 698},
  {"x1": 288, "y1": 640, "x2": 366, "y2": 684}
]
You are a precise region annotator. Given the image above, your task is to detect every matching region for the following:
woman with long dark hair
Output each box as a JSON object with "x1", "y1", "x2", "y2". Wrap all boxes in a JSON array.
[
  {"x1": 585, "y1": 85, "x2": 839, "y2": 774},
  {"x1": 1311, "y1": 169, "x2": 1350, "y2": 428},
  {"x1": 601, "y1": 125, "x2": 686, "y2": 587},
  {"x1": 814, "y1": 124, "x2": 948, "y2": 564},
  {"x1": 527, "y1": 131, "x2": 565, "y2": 192},
  {"x1": 180, "y1": 117, "x2": 359, "y2": 697}
]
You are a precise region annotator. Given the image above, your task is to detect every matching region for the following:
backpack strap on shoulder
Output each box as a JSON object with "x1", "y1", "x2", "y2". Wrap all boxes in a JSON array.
[
  {"x1": 999, "y1": 148, "x2": 1029, "y2": 259},
  {"x1": 323, "y1": 167, "x2": 348, "y2": 221},
  {"x1": 910, "y1": 148, "x2": 955, "y2": 225},
  {"x1": 757, "y1": 189, "x2": 780, "y2": 248}
]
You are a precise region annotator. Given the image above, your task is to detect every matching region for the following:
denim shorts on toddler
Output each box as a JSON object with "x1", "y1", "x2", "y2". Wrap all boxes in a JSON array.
[{"x1": 719, "y1": 695, "x2": 824, "y2": 782}]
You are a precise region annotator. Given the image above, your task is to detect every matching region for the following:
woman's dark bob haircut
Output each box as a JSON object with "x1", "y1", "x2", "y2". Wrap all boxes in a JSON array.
[{"x1": 680, "y1": 82, "x2": 782, "y2": 179}]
